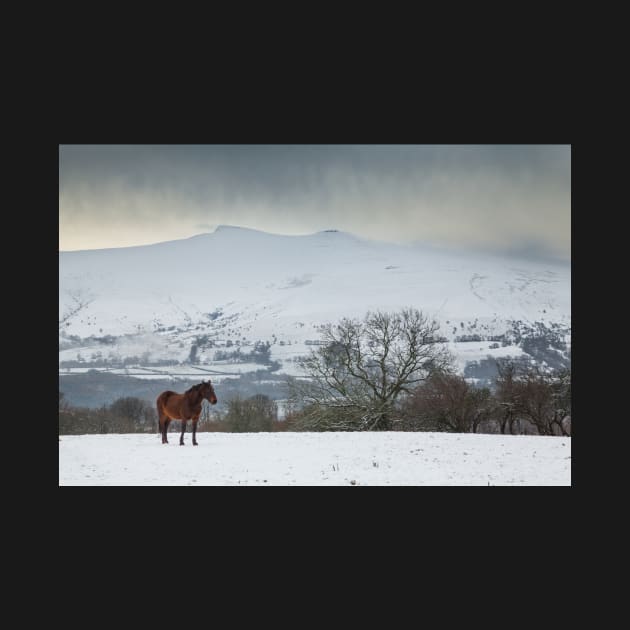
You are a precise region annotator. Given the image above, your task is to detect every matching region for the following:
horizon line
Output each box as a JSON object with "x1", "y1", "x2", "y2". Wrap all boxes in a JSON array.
[{"x1": 59, "y1": 224, "x2": 571, "y2": 264}]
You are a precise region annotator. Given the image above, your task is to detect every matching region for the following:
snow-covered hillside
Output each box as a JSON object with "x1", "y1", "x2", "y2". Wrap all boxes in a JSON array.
[
  {"x1": 58, "y1": 431, "x2": 571, "y2": 486},
  {"x1": 59, "y1": 226, "x2": 571, "y2": 381}
]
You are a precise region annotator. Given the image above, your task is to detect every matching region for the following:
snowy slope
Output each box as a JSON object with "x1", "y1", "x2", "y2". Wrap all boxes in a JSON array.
[
  {"x1": 58, "y1": 431, "x2": 571, "y2": 486},
  {"x1": 59, "y1": 226, "x2": 571, "y2": 375}
]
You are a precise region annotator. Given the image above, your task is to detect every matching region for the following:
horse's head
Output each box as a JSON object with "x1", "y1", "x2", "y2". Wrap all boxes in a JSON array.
[{"x1": 199, "y1": 380, "x2": 218, "y2": 405}]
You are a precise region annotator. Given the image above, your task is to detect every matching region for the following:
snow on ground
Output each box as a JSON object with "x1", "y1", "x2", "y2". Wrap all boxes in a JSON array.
[
  {"x1": 448, "y1": 341, "x2": 526, "y2": 373},
  {"x1": 59, "y1": 432, "x2": 571, "y2": 486}
]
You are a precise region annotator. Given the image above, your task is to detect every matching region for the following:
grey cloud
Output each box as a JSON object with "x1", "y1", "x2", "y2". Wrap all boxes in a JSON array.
[{"x1": 59, "y1": 145, "x2": 570, "y2": 259}]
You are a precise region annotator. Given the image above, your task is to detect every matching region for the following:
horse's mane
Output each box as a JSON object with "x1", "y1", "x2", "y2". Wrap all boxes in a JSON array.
[{"x1": 185, "y1": 383, "x2": 202, "y2": 395}]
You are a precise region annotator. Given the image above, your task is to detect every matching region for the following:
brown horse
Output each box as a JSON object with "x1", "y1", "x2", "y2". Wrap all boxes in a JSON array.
[{"x1": 157, "y1": 380, "x2": 217, "y2": 445}]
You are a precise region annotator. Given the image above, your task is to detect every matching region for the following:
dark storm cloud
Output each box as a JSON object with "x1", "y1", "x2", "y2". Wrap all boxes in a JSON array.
[{"x1": 59, "y1": 145, "x2": 570, "y2": 259}]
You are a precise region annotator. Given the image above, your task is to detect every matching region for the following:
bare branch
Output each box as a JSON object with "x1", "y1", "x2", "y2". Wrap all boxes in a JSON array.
[{"x1": 290, "y1": 308, "x2": 453, "y2": 430}]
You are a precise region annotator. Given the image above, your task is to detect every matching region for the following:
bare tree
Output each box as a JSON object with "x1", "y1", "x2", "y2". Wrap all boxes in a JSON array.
[
  {"x1": 59, "y1": 390, "x2": 69, "y2": 412},
  {"x1": 495, "y1": 361, "x2": 521, "y2": 434},
  {"x1": 289, "y1": 308, "x2": 452, "y2": 431},
  {"x1": 549, "y1": 368, "x2": 571, "y2": 436},
  {"x1": 108, "y1": 397, "x2": 156, "y2": 432},
  {"x1": 518, "y1": 367, "x2": 571, "y2": 436},
  {"x1": 224, "y1": 394, "x2": 278, "y2": 432},
  {"x1": 495, "y1": 361, "x2": 571, "y2": 436},
  {"x1": 402, "y1": 373, "x2": 494, "y2": 433}
]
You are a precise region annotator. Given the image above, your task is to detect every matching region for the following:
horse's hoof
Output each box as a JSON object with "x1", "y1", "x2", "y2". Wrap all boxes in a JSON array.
[{"x1": 193, "y1": 443, "x2": 198, "y2": 446}]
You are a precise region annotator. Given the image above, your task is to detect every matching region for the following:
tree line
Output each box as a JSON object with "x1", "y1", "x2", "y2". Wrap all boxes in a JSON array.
[
  {"x1": 285, "y1": 308, "x2": 571, "y2": 436},
  {"x1": 59, "y1": 393, "x2": 158, "y2": 435},
  {"x1": 286, "y1": 360, "x2": 570, "y2": 436},
  {"x1": 58, "y1": 391, "x2": 286, "y2": 435},
  {"x1": 59, "y1": 308, "x2": 570, "y2": 437}
]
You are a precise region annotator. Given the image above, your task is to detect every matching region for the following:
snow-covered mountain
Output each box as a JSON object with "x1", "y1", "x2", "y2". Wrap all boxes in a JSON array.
[{"x1": 59, "y1": 226, "x2": 571, "y2": 381}]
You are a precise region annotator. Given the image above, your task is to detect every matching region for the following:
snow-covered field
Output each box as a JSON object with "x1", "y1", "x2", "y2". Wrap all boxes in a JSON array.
[{"x1": 59, "y1": 432, "x2": 571, "y2": 486}]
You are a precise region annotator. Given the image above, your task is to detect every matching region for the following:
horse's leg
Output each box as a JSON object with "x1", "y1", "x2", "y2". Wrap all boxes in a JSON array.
[
  {"x1": 159, "y1": 414, "x2": 166, "y2": 443},
  {"x1": 180, "y1": 419, "x2": 187, "y2": 445},
  {"x1": 157, "y1": 404, "x2": 162, "y2": 440},
  {"x1": 192, "y1": 417, "x2": 199, "y2": 446},
  {"x1": 164, "y1": 419, "x2": 171, "y2": 443}
]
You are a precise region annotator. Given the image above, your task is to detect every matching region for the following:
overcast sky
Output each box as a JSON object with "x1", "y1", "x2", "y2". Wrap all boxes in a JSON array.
[{"x1": 59, "y1": 145, "x2": 570, "y2": 260}]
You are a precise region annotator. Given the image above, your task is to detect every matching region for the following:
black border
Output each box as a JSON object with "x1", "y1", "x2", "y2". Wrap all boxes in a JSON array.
[{"x1": 51, "y1": 97, "x2": 575, "y2": 567}]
